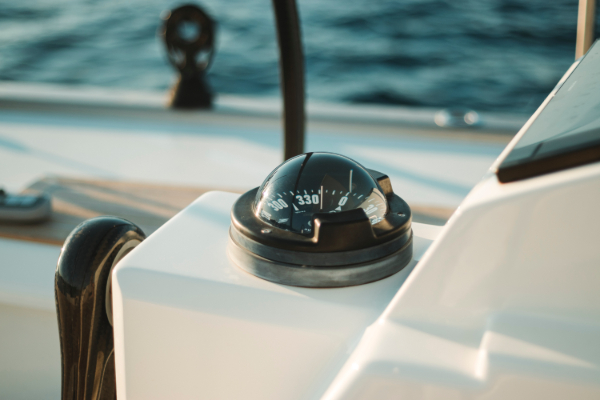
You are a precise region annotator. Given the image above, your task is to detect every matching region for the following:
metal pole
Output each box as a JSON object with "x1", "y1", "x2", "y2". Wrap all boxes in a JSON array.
[
  {"x1": 576, "y1": 0, "x2": 597, "y2": 59},
  {"x1": 272, "y1": 0, "x2": 306, "y2": 161}
]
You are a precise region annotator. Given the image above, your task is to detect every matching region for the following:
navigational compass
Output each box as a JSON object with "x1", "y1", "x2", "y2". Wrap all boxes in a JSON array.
[{"x1": 229, "y1": 152, "x2": 412, "y2": 287}]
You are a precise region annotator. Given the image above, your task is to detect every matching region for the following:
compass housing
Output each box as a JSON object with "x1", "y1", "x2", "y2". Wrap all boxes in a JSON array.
[{"x1": 229, "y1": 152, "x2": 413, "y2": 287}]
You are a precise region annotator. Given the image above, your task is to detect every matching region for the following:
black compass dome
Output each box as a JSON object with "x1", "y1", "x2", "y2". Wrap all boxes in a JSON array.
[{"x1": 254, "y1": 152, "x2": 388, "y2": 236}]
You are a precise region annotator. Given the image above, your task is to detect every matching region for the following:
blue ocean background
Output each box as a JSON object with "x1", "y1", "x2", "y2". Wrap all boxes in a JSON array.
[{"x1": 0, "y1": 0, "x2": 591, "y2": 113}]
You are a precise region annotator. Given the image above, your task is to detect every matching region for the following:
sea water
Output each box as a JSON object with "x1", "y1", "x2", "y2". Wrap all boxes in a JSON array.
[{"x1": 0, "y1": 0, "x2": 590, "y2": 113}]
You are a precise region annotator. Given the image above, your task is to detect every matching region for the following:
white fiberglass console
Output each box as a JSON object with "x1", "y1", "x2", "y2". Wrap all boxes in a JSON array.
[
  {"x1": 112, "y1": 191, "x2": 439, "y2": 400},
  {"x1": 111, "y1": 44, "x2": 600, "y2": 399}
]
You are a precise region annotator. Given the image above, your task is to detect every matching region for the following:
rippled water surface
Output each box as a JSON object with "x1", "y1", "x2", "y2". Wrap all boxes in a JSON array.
[{"x1": 0, "y1": 0, "x2": 591, "y2": 112}]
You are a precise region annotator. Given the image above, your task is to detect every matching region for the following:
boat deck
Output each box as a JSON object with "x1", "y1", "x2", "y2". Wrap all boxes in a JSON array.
[
  {"x1": 0, "y1": 82, "x2": 526, "y2": 399},
  {"x1": 0, "y1": 82, "x2": 521, "y2": 239}
]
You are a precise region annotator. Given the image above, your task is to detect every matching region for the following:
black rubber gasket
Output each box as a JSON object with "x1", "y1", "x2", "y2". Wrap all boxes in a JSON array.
[
  {"x1": 228, "y1": 233, "x2": 413, "y2": 288},
  {"x1": 229, "y1": 225, "x2": 411, "y2": 267}
]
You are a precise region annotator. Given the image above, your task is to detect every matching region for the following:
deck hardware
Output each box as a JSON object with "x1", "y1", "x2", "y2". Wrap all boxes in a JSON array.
[
  {"x1": 0, "y1": 189, "x2": 52, "y2": 223},
  {"x1": 161, "y1": 4, "x2": 216, "y2": 108},
  {"x1": 229, "y1": 152, "x2": 413, "y2": 288},
  {"x1": 434, "y1": 108, "x2": 481, "y2": 128},
  {"x1": 55, "y1": 217, "x2": 145, "y2": 400}
]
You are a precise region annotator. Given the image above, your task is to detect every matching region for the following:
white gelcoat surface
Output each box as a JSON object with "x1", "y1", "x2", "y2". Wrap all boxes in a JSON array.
[
  {"x1": 0, "y1": 238, "x2": 61, "y2": 399},
  {"x1": 0, "y1": 104, "x2": 507, "y2": 209},
  {"x1": 112, "y1": 191, "x2": 440, "y2": 400},
  {"x1": 323, "y1": 161, "x2": 600, "y2": 399},
  {"x1": 0, "y1": 238, "x2": 59, "y2": 311},
  {"x1": 0, "y1": 303, "x2": 61, "y2": 400}
]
